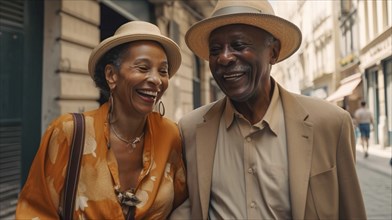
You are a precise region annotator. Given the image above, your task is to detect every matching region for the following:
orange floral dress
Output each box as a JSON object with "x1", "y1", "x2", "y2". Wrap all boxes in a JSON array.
[{"x1": 15, "y1": 103, "x2": 187, "y2": 219}]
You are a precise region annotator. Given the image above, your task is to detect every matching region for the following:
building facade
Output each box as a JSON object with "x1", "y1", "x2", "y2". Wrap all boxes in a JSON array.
[
  {"x1": 272, "y1": 1, "x2": 340, "y2": 99},
  {"x1": 356, "y1": 0, "x2": 392, "y2": 147},
  {"x1": 273, "y1": 0, "x2": 392, "y2": 148}
]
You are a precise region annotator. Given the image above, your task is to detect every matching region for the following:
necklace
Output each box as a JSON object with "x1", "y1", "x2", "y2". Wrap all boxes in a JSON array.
[{"x1": 110, "y1": 125, "x2": 144, "y2": 153}]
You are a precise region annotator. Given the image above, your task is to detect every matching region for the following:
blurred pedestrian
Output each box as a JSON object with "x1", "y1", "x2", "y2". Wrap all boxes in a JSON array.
[{"x1": 354, "y1": 100, "x2": 374, "y2": 158}]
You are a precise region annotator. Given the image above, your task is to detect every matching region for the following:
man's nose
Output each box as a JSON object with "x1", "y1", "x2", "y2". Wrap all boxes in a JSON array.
[{"x1": 217, "y1": 46, "x2": 236, "y2": 65}]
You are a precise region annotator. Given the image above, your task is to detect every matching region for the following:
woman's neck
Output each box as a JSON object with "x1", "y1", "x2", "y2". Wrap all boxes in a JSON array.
[{"x1": 109, "y1": 109, "x2": 147, "y2": 139}]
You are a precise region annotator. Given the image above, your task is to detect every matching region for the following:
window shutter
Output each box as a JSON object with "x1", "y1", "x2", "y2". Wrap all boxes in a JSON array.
[{"x1": 0, "y1": 0, "x2": 24, "y2": 218}]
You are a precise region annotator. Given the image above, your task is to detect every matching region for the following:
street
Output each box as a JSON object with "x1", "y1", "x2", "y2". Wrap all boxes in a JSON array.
[{"x1": 356, "y1": 145, "x2": 392, "y2": 220}]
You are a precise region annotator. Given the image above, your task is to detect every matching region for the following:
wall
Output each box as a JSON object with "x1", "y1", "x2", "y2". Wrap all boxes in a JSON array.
[{"x1": 42, "y1": 0, "x2": 100, "y2": 131}]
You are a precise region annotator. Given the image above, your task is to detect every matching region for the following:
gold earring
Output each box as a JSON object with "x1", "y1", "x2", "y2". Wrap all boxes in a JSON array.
[{"x1": 158, "y1": 101, "x2": 165, "y2": 117}]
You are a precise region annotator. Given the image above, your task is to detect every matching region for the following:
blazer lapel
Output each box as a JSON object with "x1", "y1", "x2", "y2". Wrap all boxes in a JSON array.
[
  {"x1": 279, "y1": 85, "x2": 313, "y2": 220},
  {"x1": 196, "y1": 99, "x2": 226, "y2": 219}
]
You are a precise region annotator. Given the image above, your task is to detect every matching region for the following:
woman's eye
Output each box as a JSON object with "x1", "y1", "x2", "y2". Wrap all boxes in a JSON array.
[
  {"x1": 137, "y1": 66, "x2": 149, "y2": 72},
  {"x1": 160, "y1": 69, "x2": 169, "y2": 76}
]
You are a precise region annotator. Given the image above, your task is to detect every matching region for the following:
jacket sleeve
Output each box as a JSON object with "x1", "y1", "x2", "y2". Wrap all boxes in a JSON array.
[
  {"x1": 171, "y1": 125, "x2": 188, "y2": 210},
  {"x1": 15, "y1": 115, "x2": 73, "y2": 219},
  {"x1": 337, "y1": 112, "x2": 367, "y2": 219},
  {"x1": 169, "y1": 198, "x2": 191, "y2": 220},
  {"x1": 169, "y1": 124, "x2": 190, "y2": 219}
]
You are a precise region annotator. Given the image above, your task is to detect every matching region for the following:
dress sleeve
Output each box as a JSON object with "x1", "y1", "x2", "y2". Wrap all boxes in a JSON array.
[{"x1": 15, "y1": 115, "x2": 73, "y2": 219}]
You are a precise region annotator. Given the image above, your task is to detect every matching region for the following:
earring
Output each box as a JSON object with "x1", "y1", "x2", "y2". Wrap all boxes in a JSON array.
[
  {"x1": 109, "y1": 91, "x2": 116, "y2": 123},
  {"x1": 158, "y1": 101, "x2": 165, "y2": 117}
]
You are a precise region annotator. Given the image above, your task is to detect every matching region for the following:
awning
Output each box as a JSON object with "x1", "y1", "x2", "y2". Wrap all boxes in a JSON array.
[{"x1": 326, "y1": 74, "x2": 362, "y2": 102}]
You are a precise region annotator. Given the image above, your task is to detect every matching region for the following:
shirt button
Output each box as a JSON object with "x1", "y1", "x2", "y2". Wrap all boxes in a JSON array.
[
  {"x1": 248, "y1": 168, "x2": 253, "y2": 174},
  {"x1": 246, "y1": 137, "x2": 252, "y2": 142},
  {"x1": 250, "y1": 201, "x2": 256, "y2": 208}
]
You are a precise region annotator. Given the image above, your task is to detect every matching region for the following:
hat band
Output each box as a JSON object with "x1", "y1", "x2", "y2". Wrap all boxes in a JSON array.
[{"x1": 212, "y1": 6, "x2": 264, "y2": 17}]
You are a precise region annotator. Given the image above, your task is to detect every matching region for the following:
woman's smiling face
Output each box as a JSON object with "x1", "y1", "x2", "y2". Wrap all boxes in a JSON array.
[{"x1": 108, "y1": 40, "x2": 169, "y2": 116}]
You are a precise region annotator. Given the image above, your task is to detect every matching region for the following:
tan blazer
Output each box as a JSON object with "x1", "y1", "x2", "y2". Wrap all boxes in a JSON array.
[{"x1": 170, "y1": 84, "x2": 366, "y2": 220}]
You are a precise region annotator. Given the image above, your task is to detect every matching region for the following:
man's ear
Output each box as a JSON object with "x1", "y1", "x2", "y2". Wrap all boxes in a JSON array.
[
  {"x1": 270, "y1": 39, "x2": 281, "y2": 64},
  {"x1": 105, "y1": 64, "x2": 117, "y2": 90}
]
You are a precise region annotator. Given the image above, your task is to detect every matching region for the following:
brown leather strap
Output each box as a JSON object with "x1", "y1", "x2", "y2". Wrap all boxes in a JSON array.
[
  {"x1": 62, "y1": 113, "x2": 85, "y2": 220},
  {"x1": 126, "y1": 206, "x2": 136, "y2": 220}
]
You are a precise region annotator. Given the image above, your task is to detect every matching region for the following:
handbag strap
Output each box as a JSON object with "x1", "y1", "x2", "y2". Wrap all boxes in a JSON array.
[
  {"x1": 126, "y1": 206, "x2": 136, "y2": 220},
  {"x1": 62, "y1": 113, "x2": 85, "y2": 220}
]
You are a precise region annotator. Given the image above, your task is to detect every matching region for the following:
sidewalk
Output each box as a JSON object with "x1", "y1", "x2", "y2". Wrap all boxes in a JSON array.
[{"x1": 356, "y1": 143, "x2": 392, "y2": 176}]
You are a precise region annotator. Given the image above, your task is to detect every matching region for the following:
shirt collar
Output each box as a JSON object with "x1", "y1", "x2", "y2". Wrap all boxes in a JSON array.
[
  {"x1": 260, "y1": 81, "x2": 280, "y2": 135},
  {"x1": 224, "y1": 97, "x2": 237, "y2": 129},
  {"x1": 223, "y1": 80, "x2": 281, "y2": 135}
]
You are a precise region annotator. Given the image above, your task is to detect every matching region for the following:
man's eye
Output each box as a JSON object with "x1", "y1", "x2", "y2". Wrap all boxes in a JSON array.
[
  {"x1": 209, "y1": 47, "x2": 220, "y2": 56},
  {"x1": 232, "y1": 43, "x2": 246, "y2": 50}
]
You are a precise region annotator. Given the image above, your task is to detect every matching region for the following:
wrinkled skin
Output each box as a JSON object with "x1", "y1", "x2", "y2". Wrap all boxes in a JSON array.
[
  {"x1": 208, "y1": 24, "x2": 281, "y2": 124},
  {"x1": 106, "y1": 41, "x2": 169, "y2": 118},
  {"x1": 105, "y1": 40, "x2": 170, "y2": 192}
]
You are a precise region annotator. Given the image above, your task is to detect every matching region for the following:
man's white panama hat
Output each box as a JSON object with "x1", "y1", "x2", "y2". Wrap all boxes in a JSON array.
[
  {"x1": 89, "y1": 21, "x2": 181, "y2": 78},
  {"x1": 185, "y1": 0, "x2": 302, "y2": 63}
]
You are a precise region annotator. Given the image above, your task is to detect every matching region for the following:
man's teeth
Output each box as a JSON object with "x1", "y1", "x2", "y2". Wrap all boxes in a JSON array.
[{"x1": 223, "y1": 73, "x2": 244, "y2": 79}]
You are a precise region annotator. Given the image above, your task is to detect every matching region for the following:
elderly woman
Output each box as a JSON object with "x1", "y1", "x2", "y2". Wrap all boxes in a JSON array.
[{"x1": 16, "y1": 21, "x2": 187, "y2": 219}]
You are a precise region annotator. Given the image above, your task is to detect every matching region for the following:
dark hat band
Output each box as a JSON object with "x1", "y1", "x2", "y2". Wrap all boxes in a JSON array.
[{"x1": 212, "y1": 6, "x2": 264, "y2": 17}]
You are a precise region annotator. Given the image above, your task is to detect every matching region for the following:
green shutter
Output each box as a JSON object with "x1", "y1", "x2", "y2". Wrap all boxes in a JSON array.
[{"x1": 0, "y1": 0, "x2": 24, "y2": 218}]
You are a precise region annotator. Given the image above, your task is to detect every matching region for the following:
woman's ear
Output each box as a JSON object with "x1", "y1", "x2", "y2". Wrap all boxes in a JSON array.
[
  {"x1": 105, "y1": 64, "x2": 117, "y2": 90},
  {"x1": 270, "y1": 39, "x2": 281, "y2": 65}
]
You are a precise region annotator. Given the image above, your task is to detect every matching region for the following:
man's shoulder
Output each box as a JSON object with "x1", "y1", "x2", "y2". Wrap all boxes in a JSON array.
[
  {"x1": 181, "y1": 101, "x2": 217, "y2": 119},
  {"x1": 286, "y1": 93, "x2": 349, "y2": 119},
  {"x1": 290, "y1": 92, "x2": 342, "y2": 109},
  {"x1": 179, "y1": 99, "x2": 223, "y2": 125},
  {"x1": 278, "y1": 83, "x2": 343, "y2": 113}
]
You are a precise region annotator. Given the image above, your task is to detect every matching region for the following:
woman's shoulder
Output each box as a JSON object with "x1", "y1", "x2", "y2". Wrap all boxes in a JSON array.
[
  {"x1": 44, "y1": 113, "x2": 77, "y2": 142},
  {"x1": 46, "y1": 113, "x2": 75, "y2": 132},
  {"x1": 48, "y1": 105, "x2": 104, "y2": 132}
]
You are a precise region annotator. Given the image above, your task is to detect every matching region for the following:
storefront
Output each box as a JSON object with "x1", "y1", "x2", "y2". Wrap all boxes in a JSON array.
[{"x1": 326, "y1": 73, "x2": 362, "y2": 115}]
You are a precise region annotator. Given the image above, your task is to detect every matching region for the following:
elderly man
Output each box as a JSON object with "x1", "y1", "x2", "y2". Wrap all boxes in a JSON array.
[{"x1": 171, "y1": 0, "x2": 366, "y2": 219}]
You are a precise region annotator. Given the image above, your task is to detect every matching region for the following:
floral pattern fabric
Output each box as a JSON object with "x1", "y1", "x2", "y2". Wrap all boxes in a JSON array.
[{"x1": 16, "y1": 103, "x2": 187, "y2": 219}]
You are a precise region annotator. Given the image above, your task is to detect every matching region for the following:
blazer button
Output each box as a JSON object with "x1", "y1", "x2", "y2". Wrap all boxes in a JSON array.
[{"x1": 250, "y1": 201, "x2": 256, "y2": 208}]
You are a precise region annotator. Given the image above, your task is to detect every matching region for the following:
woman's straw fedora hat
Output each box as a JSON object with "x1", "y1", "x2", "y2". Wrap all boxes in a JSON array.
[
  {"x1": 89, "y1": 21, "x2": 181, "y2": 78},
  {"x1": 185, "y1": 0, "x2": 302, "y2": 63}
]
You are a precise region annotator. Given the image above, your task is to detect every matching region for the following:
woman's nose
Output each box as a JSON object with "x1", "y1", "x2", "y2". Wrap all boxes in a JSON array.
[{"x1": 147, "y1": 72, "x2": 162, "y2": 86}]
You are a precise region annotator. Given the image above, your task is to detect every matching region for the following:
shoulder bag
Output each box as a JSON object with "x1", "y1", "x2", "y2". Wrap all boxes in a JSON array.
[{"x1": 60, "y1": 113, "x2": 85, "y2": 220}]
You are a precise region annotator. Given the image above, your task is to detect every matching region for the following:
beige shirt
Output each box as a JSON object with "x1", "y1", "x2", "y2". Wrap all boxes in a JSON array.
[{"x1": 209, "y1": 84, "x2": 291, "y2": 220}]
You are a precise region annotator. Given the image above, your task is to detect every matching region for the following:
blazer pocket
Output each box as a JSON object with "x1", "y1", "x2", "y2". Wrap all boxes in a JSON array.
[{"x1": 309, "y1": 165, "x2": 338, "y2": 219}]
